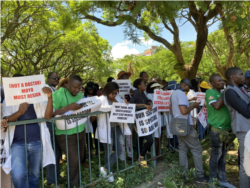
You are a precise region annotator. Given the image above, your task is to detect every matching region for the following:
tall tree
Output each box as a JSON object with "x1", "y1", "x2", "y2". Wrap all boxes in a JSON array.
[{"x1": 71, "y1": 1, "x2": 224, "y2": 79}]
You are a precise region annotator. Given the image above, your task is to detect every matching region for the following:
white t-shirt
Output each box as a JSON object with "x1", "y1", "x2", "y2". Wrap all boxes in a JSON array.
[
  {"x1": 170, "y1": 89, "x2": 193, "y2": 125},
  {"x1": 187, "y1": 89, "x2": 197, "y2": 118},
  {"x1": 187, "y1": 90, "x2": 197, "y2": 102}
]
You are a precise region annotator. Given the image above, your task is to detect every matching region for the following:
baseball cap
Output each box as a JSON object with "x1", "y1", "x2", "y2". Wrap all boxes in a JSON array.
[
  {"x1": 245, "y1": 70, "x2": 250, "y2": 78},
  {"x1": 180, "y1": 79, "x2": 193, "y2": 89},
  {"x1": 86, "y1": 82, "x2": 95, "y2": 90},
  {"x1": 117, "y1": 71, "x2": 132, "y2": 79}
]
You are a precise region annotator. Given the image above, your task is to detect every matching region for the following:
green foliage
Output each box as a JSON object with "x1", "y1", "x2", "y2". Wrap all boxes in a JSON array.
[{"x1": 1, "y1": 1, "x2": 114, "y2": 85}]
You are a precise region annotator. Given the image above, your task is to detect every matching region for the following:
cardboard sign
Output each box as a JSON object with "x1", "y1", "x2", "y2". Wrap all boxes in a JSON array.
[
  {"x1": 0, "y1": 130, "x2": 6, "y2": 166},
  {"x1": 153, "y1": 89, "x2": 172, "y2": 111},
  {"x1": 196, "y1": 92, "x2": 206, "y2": 106},
  {"x1": 135, "y1": 107, "x2": 159, "y2": 137},
  {"x1": 112, "y1": 79, "x2": 131, "y2": 96},
  {"x1": 109, "y1": 103, "x2": 135, "y2": 123},
  {"x1": 55, "y1": 96, "x2": 102, "y2": 130},
  {"x1": 197, "y1": 106, "x2": 208, "y2": 128},
  {"x1": 2, "y1": 75, "x2": 47, "y2": 106}
]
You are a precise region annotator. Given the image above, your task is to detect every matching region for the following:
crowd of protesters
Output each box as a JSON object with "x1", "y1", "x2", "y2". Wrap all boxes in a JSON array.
[{"x1": 1, "y1": 67, "x2": 250, "y2": 188}]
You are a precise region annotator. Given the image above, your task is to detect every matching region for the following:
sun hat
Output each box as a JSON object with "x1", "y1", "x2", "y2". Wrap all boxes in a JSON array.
[
  {"x1": 200, "y1": 81, "x2": 212, "y2": 89},
  {"x1": 117, "y1": 71, "x2": 132, "y2": 79},
  {"x1": 150, "y1": 83, "x2": 164, "y2": 89}
]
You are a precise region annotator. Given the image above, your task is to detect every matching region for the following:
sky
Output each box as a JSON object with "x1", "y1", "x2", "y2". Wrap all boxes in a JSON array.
[{"x1": 93, "y1": 20, "x2": 220, "y2": 60}]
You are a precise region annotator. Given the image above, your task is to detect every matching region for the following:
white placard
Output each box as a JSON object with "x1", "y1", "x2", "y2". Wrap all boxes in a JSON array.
[
  {"x1": 112, "y1": 79, "x2": 131, "y2": 96},
  {"x1": 2, "y1": 75, "x2": 47, "y2": 106},
  {"x1": 109, "y1": 103, "x2": 135, "y2": 123},
  {"x1": 153, "y1": 89, "x2": 172, "y2": 112},
  {"x1": 196, "y1": 92, "x2": 206, "y2": 106},
  {"x1": 0, "y1": 130, "x2": 6, "y2": 166},
  {"x1": 135, "y1": 107, "x2": 159, "y2": 137},
  {"x1": 197, "y1": 106, "x2": 208, "y2": 128},
  {"x1": 55, "y1": 96, "x2": 102, "y2": 130}
]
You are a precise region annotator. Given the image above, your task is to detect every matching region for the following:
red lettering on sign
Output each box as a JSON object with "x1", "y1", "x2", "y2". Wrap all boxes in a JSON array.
[{"x1": 13, "y1": 95, "x2": 26, "y2": 100}]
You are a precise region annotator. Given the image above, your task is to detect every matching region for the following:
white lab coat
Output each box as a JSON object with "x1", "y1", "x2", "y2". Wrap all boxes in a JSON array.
[
  {"x1": 95, "y1": 95, "x2": 131, "y2": 144},
  {"x1": 1, "y1": 100, "x2": 55, "y2": 174}
]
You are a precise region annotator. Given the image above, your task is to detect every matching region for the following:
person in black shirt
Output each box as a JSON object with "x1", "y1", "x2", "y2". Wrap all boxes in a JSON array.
[{"x1": 129, "y1": 78, "x2": 153, "y2": 167}]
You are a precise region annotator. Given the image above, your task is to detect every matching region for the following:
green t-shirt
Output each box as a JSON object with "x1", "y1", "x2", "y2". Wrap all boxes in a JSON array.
[
  {"x1": 205, "y1": 89, "x2": 231, "y2": 130},
  {"x1": 53, "y1": 87, "x2": 85, "y2": 135}
]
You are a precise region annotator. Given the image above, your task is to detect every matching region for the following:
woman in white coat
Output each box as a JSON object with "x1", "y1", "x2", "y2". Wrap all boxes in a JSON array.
[{"x1": 97, "y1": 82, "x2": 131, "y2": 182}]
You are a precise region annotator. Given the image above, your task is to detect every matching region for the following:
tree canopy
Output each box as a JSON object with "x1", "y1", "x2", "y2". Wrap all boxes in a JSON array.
[{"x1": 71, "y1": 1, "x2": 250, "y2": 79}]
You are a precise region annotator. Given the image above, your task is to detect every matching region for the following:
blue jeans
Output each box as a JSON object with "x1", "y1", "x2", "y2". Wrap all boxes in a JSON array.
[
  {"x1": 11, "y1": 141, "x2": 41, "y2": 188},
  {"x1": 46, "y1": 122, "x2": 62, "y2": 184}
]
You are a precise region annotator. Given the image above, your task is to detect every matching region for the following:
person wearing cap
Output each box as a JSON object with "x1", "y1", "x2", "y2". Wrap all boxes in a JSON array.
[
  {"x1": 206, "y1": 74, "x2": 236, "y2": 188},
  {"x1": 244, "y1": 70, "x2": 250, "y2": 95},
  {"x1": 146, "y1": 82, "x2": 164, "y2": 157},
  {"x1": 170, "y1": 78, "x2": 207, "y2": 184}
]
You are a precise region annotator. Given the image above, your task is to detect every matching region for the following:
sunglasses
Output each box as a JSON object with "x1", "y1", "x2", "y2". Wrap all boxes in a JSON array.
[{"x1": 50, "y1": 77, "x2": 60, "y2": 80}]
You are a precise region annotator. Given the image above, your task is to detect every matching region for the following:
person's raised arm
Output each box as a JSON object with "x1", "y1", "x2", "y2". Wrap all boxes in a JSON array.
[{"x1": 179, "y1": 102, "x2": 200, "y2": 115}]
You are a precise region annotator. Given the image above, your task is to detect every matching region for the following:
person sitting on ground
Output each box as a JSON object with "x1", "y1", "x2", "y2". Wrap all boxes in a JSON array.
[
  {"x1": 52, "y1": 75, "x2": 86, "y2": 188},
  {"x1": 223, "y1": 67, "x2": 250, "y2": 188},
  {"x1": 2, "y1": 73, "x2": 55, "y2": 188},
  {"x1": 129, "y1": 78, "x2": 153, "y2": 167},
  {"x1": 98, "y1": 82, "x2": 131, "y2": 182},
  {"x1": 206, "y1": 74, "x2": 236, "y2": 188},
  {"x1": 170, "y1": 78, "x2": 207, "y2": 184}
]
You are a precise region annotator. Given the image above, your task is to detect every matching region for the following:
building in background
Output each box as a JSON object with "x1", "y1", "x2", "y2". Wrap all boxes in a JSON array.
[{"x1": 136, "y1": 46, "x2": 158, "y2": 56}]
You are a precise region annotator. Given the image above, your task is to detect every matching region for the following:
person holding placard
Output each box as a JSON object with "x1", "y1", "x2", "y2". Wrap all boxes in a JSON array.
[
  {"x1": 52, "y1": 75, "x2": 86, "y2": 188},
  {"x1": 146, "y1": 82, "x2": 164, "y2": 158},
  {"x1": 170, "y1": 78, "x2": 207, "y2": 184},
  {"x1": 206, "y1": 74, "x2": 236, "y2": 188},
  {"x1": 129, "y1": 78, "x2": 153, "y2": 167},
  {"x1": 2, "y1": 74, "x2": 55, "y2": 188},
  {"x1": 97, "y1": 82, "x2": 131, "y2": 182}
]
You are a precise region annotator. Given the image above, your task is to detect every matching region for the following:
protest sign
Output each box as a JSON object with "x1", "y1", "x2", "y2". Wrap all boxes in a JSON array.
[
  {"x1": 135, "y1": 107, "x2": 159, "y2": 137},
  {"x1": 197, "y1": 106, "x2": 208, "y2": 128},
  {"x1": 109, "y1": 103, "x2": 135, "y2": 123},
  {"x1": 0, "y1": 130, "x2": 6, "y2": 166},
  {"x1": 153, "y1": 89, "x2": 172, "y2": 111},
  {"x1": 56, "y1": 96, "x2": 102, "y2": 130},
  {"x1": 2, "y1": 75, "x2": 47, "y2": 106},
  {"x1": 196, "y1": 92, "x2": 206, "y2": 106},
  {"x1": 112, "y1": 79, "x2": 131, "y2": 96}
]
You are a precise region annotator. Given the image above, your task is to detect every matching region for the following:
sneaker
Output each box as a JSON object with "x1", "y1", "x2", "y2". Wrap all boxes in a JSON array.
[
  {"x1": 219, "y1": 181, "x2": 237, "y2": 188},
  {"x1": 108, "y1": 172, "x2": 114, "y2": 182},
  {"x1": 100, "y1": 167, "x2": 107, "y2": 178},
  {"x1": 196, "y1": 176, "x2": 208, "y2": 184}
]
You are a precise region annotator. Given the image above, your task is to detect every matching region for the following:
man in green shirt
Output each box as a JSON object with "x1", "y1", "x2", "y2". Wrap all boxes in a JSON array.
[
  {"x1": 205, "y1": 74, "x2": 236, "y2": 188},
  {"x1": 53, "y1": 75, "x2": 86, "y2": 188}
]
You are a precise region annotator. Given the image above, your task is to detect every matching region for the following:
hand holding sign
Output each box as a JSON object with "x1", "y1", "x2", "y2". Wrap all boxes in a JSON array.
[
  {"x1": 144, "y1": 104, "x2": 152, "y2": 111},
  {"x1": 193, "y1": 102, "x2": 201, "y2": 108},
  {"x1": 42, "y1": 87, "x2": 53, "y2": 98},
  {"x1": 18, "y1": 103, "x2": 29, "y2": 115},
  {"x1": 68, "y1": 103, "x2": 84, "y2": 111}
]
